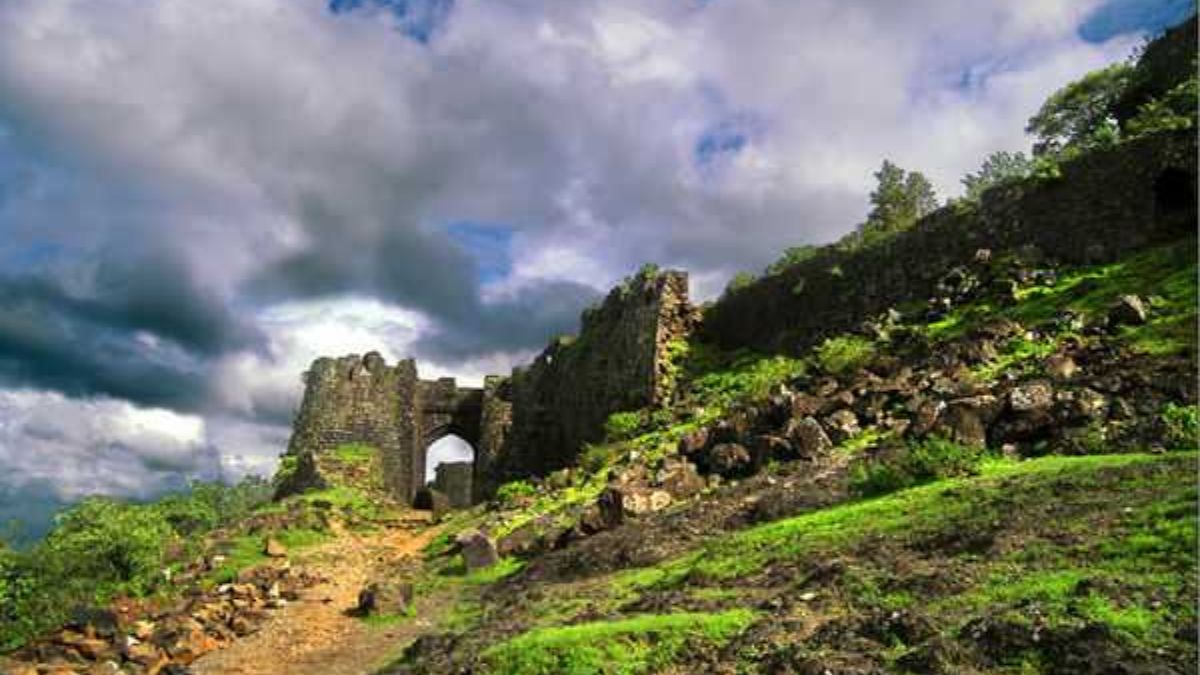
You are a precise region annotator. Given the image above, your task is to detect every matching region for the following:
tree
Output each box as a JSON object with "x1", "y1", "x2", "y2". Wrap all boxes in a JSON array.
[
  {"x1": 961, "y1": 151, "x2": 1033, "y2": 201},
  {"x1": 764, "y1": 245, "x2": 819, "y2": 276},
  {"x1": 1026, "y1": 62, "x2": 1133, "y2": 156},
  {"x1": 855, "y1": 160, "x2": 938, "y2": 245}
]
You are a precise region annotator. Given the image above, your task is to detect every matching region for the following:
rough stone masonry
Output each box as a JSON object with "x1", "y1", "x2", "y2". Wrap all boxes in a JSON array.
[{"x1": 278, "y1": 266, "x2": 698, "y2": 506}]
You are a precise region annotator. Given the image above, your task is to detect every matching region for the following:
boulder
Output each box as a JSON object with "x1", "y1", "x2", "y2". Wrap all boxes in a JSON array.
[
  {"x1": 1058, "y1": 387, "x2": 1109, "y2": 423},
  {"x1": 786, "y1": 417, "x2": 832, "y2": 457},
  {"x1": 705, "y1": 443, "x2": 754, "y2": 477},
  {"x1": 654, "y1": 459, "x2": 705, "y2": 499},
  {"x1": 790, "y1": 393, "x2": 826, "y2": 418},
  {"x1": 595, "y1": 487, "x2": 625, "y2": 529},
  {"x1": 1009, "y1": 381, "x2": 1054, "y2": 414},
  {"x1": 455, "y1": 530, "x2": 499, "y2": 572},
  {"x1": 1044, "y1": 354, "x2": 1078, "y2": 380},
  {"x1": 356, "y1": 581, "x2": 414, "y2": 617},
  {"x1": 1107, "y1": 295, "x2": 1148, "y2": 327},
  {"x1": 935, "y1": 405, "x2": 987, "y2": 448},
  {"x1": 823, "y1": 409, "x2": 861, "y2": 444},
  {"x1": 616, "y1": 486, "x2": 673, "y2": 516}
]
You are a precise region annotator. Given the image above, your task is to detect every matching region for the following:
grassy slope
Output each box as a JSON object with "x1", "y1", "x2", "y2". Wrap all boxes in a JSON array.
[
  {"x1": 388, "y1": 236, "x2": 1198, "y2": 674},
  {"x1": 442, "y1": 453, "x2": 1196, "y2": 674}
]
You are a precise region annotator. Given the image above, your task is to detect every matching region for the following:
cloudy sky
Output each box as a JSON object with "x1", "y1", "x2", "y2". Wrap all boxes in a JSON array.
[{"x1": 0, "y1": 0, "x2": 1190, "y2": 538}]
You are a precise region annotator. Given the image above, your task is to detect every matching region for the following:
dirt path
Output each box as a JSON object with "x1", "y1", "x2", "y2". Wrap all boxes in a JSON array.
[{"x1": 192, "y1": 513, "x2": 443, "y2": 675}]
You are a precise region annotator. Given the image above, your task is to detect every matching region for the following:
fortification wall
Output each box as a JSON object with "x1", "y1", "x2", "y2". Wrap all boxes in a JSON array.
[
  {"x1": 703, "y1": 130, "x2": 1198, "y2": 354},
  {"x1": 494, "y1": 269, "x2": 697, "y2": 481}
]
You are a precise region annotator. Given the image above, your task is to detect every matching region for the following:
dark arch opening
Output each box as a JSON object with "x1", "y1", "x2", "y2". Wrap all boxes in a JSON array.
[{"x1": 1154, "y1": 168, "x2": 1195, "y2": 219}]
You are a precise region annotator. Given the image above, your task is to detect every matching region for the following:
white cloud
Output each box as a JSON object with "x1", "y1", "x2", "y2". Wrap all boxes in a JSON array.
[
  {"x1": 0, "y1": 0, "x2": 1161, "y2": 526},
  {"x1": 0, "y1": 389, "x2": 216, "y2": 500}
]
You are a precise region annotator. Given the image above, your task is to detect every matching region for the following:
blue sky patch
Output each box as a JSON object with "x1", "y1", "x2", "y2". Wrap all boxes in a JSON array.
[
  {"x1": 1078, "y1": 0, "x2": 1194, "y2": 43},
  {"x1": 695, "y1": 115, "x2": 760, "y2": 168},
  {"x1": 328, "y1": 0, "x2": 454, "y2": 43},
  {"x1": 445, "y1": 222, "x2": 514, "y2": 284}
]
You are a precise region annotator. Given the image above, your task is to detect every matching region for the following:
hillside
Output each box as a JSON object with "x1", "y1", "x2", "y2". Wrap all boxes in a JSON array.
[{"x1": 0, "y1": 13, "x2": 1197, "y2": 675}]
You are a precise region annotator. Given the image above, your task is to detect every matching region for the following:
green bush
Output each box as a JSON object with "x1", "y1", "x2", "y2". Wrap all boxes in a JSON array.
[
  {"x1": 815, "y1": 335, "x2": 876, "y2": 375},
  {"x1": 850, "y1": 438, "x2": 983, "y2": 496},
  {"x1": 604, "y1": 411, "x2": 644, "y2": 442},
  {"x1": 579, "y1": 443, "x2": 620, "y2": 475},
  {"x1": 723, "y1": 272, "x2": 757, "y2": 297},
  {"x1": 1162, "y1": 402, "x2": 1199, "y2": 449},
  {"x1": 495, "y1": 480, "x2": 537, "y2": 506},
  {"x1": 0, "y1": 477, "x2": 273, "y2": 650}
]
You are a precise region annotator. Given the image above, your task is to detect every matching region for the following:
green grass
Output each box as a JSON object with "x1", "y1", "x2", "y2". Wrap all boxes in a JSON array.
[
  {"x1": 682, "y1": 345, "x2": 808, "y2": 412},
  {"x1": 814, "y1": 335, "x2": 877, "y2": 375},
  {"x1": 331, "y1": 443, "x2": 377, "y2": 464},
  {"x1": 480, "y1": 609, "x2": 757, "y2": 675},
  {"x1": 925, "y1": 239, "x2": 1197, "y2": 356},
  {"x1": 616, "y1": 453, "x2": 1187, "y2": 588},
  {"x1": 207, "y1": 528, "x2": 328, "y2": 583}
]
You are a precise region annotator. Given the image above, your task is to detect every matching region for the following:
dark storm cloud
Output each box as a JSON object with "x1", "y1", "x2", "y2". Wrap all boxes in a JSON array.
[{"x1": 0, "y1": 247, "x2": 262, "y2": 409}]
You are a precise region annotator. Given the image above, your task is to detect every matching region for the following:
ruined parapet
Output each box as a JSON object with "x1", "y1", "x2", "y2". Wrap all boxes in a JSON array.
[
  {"x1": 496, "y1": 267, "x2": 698, "y2": 481},
  {"x1": 432, "y1": 462, "x2": 474, "y2": 509}
]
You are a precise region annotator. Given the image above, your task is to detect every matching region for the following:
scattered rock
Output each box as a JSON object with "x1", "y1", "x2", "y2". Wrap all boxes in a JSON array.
[
  {"x1": 786, "y1": 416, "x2": 833, "y2": 457},
  {"x1": 705, "y1": 443, "x2": 755, "y2": 477},
  {"x1": 1044, "y1": 354, "x2": 1078, "y2": 380},
  {"x1": 617, "y1": 486, "x2": 673, "y2": 516},
  {"x1": 655, "y1": 459, "x2": 706, "y2": 499},
  {"x1": 823, "y1": 409, "x2": 861, "y2": 444},
  {"x1": 456, "y1": 530, "x2": 499, "y2": 572},
  {"x1": 1107, "y1": 295, "x2": 1148, "y2": 327},
  {"x1": 356, "y1": 581, "x2": 414, "y2": 617},
  {"x1": 1009, "y1": 381, "x2": 1054, "y2": 414}
]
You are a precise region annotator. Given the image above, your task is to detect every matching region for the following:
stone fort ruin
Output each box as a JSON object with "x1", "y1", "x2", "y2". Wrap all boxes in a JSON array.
[{"x1": 277, "y1": 269, "x2": 696, "y2": 506}]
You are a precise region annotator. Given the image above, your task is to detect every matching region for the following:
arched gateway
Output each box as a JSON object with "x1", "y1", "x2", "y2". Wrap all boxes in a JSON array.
[{"x1": 276, "y1": 353, "x2": 511, "y2": 505}]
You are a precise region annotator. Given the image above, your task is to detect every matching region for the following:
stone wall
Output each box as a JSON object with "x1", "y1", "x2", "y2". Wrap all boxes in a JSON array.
[
  {"x1": 703, "y1": 129, "x2": 1198, "y2": 354},
  {"x1": 278, "y1": 352, "x2": 486, "y2": 504},
  {"x1": 494, "y1": 268, "x2": 697, "y2": 481},
  {"x1": 473, "y1": 375, "x2": 513, "y2": 502}
]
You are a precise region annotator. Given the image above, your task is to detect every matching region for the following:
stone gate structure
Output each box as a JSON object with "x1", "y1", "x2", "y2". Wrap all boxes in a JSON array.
[{"x1": 278, "y1": 267, "x2": 697, "y2": 505}]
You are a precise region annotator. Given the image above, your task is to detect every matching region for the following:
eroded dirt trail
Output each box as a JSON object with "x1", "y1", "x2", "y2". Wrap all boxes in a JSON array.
[{"x1": 192, "y1": 514, "x2": 441, "y2": 675}]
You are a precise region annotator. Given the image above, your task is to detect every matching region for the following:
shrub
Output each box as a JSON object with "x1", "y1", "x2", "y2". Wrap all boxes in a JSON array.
[
  {"x1": 815, "y1": 335, "x2": 876, "y2": 375},
  {"x1": 604, "y1": 411, "x2": 644, "y2": 442},
  {"x1": 723, "y1": 272, "x2": 757, "y2": 296},
  {"x1": 0, "y1": 477, "x2": 274, "y2": 650},
  {"x1": 579, "y1": 443, "x2": 620, "y2": 475},
  {"x1": 850, "y1": 438, "x2": 983, "y2": 496},
  {"x1": 1161, "y1": 402, "x2": 1199, "y2": 449},
  {"x1": 495, "y1": 480, "x2": 537, "y2": 506}
]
